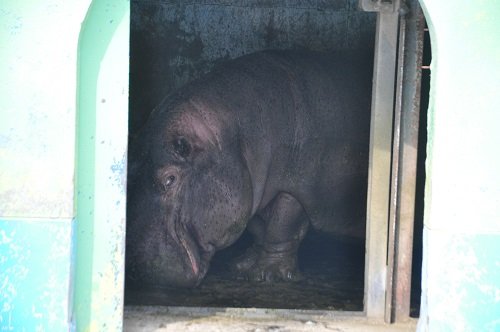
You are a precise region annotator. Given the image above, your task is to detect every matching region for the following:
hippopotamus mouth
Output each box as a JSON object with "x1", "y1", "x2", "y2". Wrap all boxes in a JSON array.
[
  {"x1": 126, "y1": 219, "x2": 209, "y2": 288},
  {"x1": 171, "y1": 216, "x2": 214, "y2": 285},
  {"x1": 174, "y1": 219, "x2": 201, "y2": 276}
]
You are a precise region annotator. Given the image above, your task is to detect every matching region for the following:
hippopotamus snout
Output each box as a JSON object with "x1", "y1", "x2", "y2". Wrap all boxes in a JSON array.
[
  {"x1": 126, "y1": 226, "x2": 209, "y2": 288},
  {"x1": 126, "y1": 180, "x2": 213, "y2": 287}
]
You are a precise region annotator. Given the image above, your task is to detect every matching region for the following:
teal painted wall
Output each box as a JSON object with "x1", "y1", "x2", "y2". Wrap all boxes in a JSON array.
[
  {"x1": 0, "y1": 0, "x2": 129, "y2": 331},
  {"x1": 0, "y1": 1, "x2": 90, "y2": 219},
  {"x1": 0, "y1": 1, "x2": 92, "y2": 331},
  {"x1": 418, "y1": 1, "x2": 500, "y2": 330},
  {"x1": 0, "y1": 219, "x2": 73, "y2": 331}
]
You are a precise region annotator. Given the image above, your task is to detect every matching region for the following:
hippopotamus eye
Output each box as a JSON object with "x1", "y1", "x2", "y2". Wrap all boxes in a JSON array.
[
  {"x1": 155, "y1": 168, "x2": 179, "y2": 192},
  {"x1": 173, "y1": 137, "x2": 191, "y2": 158},
  {"x1": 165, "y1": 175, "x2": 176, "y2": 188}
]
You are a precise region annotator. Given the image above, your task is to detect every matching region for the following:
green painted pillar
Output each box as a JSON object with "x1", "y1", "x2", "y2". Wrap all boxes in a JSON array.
[
  {"x1": 74, "y1": 0, "x2": 129, "y2": 331},
  {"x1": 418, "y1": 1, "x2": 500, "y2": 330}
]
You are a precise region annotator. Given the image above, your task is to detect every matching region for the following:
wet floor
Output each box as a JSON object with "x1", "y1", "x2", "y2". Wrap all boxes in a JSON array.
[{"x1": 125, "y1": 230, "x2": 365, "y2": 311}]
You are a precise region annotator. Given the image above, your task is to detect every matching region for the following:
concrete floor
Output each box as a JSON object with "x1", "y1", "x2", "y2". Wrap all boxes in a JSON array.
[{"x1": 124, "y1": 306, "x2": 417, "y2": 332}]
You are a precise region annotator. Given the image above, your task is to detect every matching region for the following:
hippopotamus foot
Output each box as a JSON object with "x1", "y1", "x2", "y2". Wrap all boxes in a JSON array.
[
  {"x1": 232, "y1": 242, "x2": 304, "y2": 282},
  {"x1": 231, "y1": 192, "x2": 309, "y2": 282}
]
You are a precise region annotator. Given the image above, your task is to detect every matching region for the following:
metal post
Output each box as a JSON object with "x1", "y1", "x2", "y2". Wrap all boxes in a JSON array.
[
  {"x1": 385, "y1": 8, "x2": 407, "y2": 322},
  {"x1": 358, "y1": 0, "x2": 401, "y2": 319},
  {"x1": 386, "y1": 0, "x2": 425, "y2": 323}
]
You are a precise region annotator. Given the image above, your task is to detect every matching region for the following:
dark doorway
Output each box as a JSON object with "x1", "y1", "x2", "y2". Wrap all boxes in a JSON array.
[{"x1": 125, "y1": 0, "x2": 426, "y2": 315}]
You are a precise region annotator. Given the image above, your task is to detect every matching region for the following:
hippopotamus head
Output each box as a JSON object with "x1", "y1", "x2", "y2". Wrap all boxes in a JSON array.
[{"x1": 126, "y1": 94, "x2": 253, "y2": 288}]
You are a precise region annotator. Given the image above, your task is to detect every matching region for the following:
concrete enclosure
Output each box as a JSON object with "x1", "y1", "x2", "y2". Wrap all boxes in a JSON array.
[{"x1": 0, "y1": 0, "x2": 499, "y2": 331}]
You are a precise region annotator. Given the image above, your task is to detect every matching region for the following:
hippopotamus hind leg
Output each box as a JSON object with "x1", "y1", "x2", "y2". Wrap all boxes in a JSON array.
[{"x1": 232, "y1": 192, "x2": 309, "y2": 282}]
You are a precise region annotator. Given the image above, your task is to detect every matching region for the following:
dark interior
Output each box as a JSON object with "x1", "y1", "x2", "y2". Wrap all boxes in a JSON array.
[
  {"x1": 126, "y1": 230, "x2": 365, "y2": 310},
  {"x1": 410, "y1": 18, "x2": 431, "y2": 318},
  {"x1": 126, "y1": 0, "x2": 426, "y2": 313}
]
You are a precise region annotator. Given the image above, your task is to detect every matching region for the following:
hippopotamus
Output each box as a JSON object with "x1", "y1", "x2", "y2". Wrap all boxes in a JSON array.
[{"x1": 126, "y1": 50, "x2": 372, "y2": 288}]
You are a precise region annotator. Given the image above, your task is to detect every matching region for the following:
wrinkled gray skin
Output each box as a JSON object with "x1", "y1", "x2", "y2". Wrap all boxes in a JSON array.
[{"x1": 126, "y1": 50, "x2": 372, "y2": 288}]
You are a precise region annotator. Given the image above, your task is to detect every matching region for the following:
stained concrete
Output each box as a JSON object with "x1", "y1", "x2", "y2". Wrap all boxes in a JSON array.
[
  {"x1": 124, "y1": 306, "x2": 417, "y2": 332},
  {"x1": 129, "y1": 0, "x2": 375, "y2": 135}
]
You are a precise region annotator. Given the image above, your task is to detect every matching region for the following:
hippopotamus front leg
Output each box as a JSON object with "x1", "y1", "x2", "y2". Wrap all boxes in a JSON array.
[{"x1": 232, "y1": 192, "x2": 309, "y2": 282}]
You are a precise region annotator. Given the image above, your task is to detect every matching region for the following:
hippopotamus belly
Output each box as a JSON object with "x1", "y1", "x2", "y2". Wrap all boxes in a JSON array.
[{"x1": 126, "y1": 50, "x2": 372, "y2": 287}]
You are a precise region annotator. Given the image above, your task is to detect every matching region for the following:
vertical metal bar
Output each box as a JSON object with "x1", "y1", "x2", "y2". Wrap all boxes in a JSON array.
[
  {"x1": 386, "y1": 6, "x2": 407, "y2": 323},
  {"x1": 391, "y1": 1, "x2": 425, "y2": 322},
  {"x1": 360, "y1": 0, "x2": 401, "y2": 319}
]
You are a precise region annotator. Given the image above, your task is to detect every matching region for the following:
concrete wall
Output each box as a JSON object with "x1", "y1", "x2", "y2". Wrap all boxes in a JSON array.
[
  {"x1": 0, "y1": 1, "x2": 90, "y2": 330},
  {"x1": 418, "y1": 1, "x2": 500, "y2": 330},
  {"x1": 129, "y1": 0, "x2": 376, "y2": 135},
  {"x1": 0, "y1": 1, "x2": 130, "y2": 331}
]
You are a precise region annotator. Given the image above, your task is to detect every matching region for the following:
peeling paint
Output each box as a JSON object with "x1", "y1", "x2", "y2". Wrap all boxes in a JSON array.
[{"x1": 110, "y1": 154, "x2": 128, "y2": 189}]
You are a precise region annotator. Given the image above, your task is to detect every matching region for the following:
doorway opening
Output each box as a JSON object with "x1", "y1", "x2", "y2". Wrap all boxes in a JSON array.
[{"x1": 124, "y1": 0, "x2": 428, "y2": 320}]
